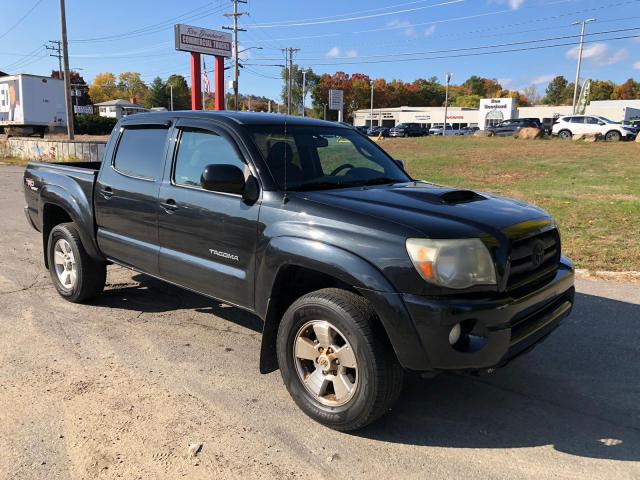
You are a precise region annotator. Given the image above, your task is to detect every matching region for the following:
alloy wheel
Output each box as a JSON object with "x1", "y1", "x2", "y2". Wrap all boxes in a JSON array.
[
  {"x1": 53, "y1": 238, "x2": 77, "y2": 289},
  {"x1": 293, "y1": 320, "x2": 358, "y2": 407}
]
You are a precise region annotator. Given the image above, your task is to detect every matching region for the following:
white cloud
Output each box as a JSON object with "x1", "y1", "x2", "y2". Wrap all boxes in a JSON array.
[
  {"x1": 325, "y1": 47, "x2": 358, "y2": 59},
  {"x1": 387, "y1": 19, "x2": 416, "y2": 37},
  {"x1": 497, "y1": 78, "x2": 513, "y2": 88},
  {"x1": 565, "y1": 43, "x2": 628, "y2": 66},
  {"x1": 531, "y1": 74, "x2": 557, "y2": 86},
  {"x1": 424, "y1": 25, "x2": 436, "y2": 37},
  {"x1": 490, "y1": 0, "x2": 526, "y2": 10},
  {"x1": 634, "y1": 61, "x2": 640, "y2": 70}
]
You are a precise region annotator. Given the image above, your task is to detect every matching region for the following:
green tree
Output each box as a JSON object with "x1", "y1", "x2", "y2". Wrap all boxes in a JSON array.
[
  {"x1": 612, "y1": 79, "x2": 639, "y2": 100},
  {"x1": 144, "y1": 77, "x2": 168, "y2": 109},
  {"x1": 453, "y1": 94, "x2": 482, "y2": 109},
  {"x1": 280, "y1": 65, "x2": 320, "y2": 115},
  {"x1": 590, "y1": 80, "x2": 616, "y2": 101},
  {"x1": 543, "y1": 76, "x2": 574, "y2": 105},
  {"x1": 117, "y1": 72, "x2": 147, "y2": 104},
  {"x1": 165, "y1": 74, "x2": 191, "y2": 110}
]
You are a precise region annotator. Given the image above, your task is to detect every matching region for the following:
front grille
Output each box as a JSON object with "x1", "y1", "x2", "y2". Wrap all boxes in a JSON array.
[{"x1": 506, "y1": 229, "x2": 561, "y2": 290}]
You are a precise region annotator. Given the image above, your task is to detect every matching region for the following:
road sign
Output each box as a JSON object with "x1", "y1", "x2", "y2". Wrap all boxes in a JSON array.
[
  {"x1": 329, "y1": 89, "x2": 343, "y2": 111},
  {"x1": 174, "y1": 24, "x2": 232, "y2": 58}
]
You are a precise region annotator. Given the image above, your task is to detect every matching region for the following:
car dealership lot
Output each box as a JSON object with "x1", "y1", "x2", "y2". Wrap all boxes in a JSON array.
[{"x1": 0, "y1": 164, "x2": 638, "y2": 479}]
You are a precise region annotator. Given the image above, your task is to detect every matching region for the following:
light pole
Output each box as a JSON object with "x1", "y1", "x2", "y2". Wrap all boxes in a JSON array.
[
  {"x1": 443, "y1": 72, "x2": 452, "y2": 134},
  {"x1": 572, "y1": 18, "x2": 596, "y2": 114},
  {"x1": 370, "y1": 80, "x2": 374, "y2": 129},
  {"x1": 169, "y1": 84, "x2": 174, "y2": 111}
]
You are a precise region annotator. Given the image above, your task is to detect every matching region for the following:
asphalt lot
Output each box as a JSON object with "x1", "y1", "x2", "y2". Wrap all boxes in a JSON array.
[{"x1": 0, "y1": 164, "x2": 638, "y2": 479}]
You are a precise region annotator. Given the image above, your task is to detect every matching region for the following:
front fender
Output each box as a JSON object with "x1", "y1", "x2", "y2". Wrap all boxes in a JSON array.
[{"x1": 255, "y1": 236, "x2": 429, "y2": 372}]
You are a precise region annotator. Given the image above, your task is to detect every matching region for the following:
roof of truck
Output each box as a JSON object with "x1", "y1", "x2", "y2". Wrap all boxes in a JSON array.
[{"x1": 120, "y1": 110, "x2": 352, "y2": 129}]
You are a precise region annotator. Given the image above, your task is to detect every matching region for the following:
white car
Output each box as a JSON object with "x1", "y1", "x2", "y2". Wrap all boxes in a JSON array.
[{"x1": 552, "y1": 115, "x2": 637, "y2": 141}]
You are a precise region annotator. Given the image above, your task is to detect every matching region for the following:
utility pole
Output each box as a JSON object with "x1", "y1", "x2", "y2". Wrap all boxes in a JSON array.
[
  {"x1": 45, "y1": 40, "x2": 63, "y2": 74},
  {"x1": 370, "y1": 80, "x2": 374, "y2": 128},
  {"x1": 443, "y1": 72, "x2": 452, "y2": 135},
  {"x1": 572, "y1": 18, "x2": 596, "y2": 114},
  {"x1": 223, "y1": 0, "x2": 248, "y2": 112},
  {"x1": 281, "y1": 47, "x2": 300, "y2": 115},
  {"x1": 58, "y1": 0, "x2": 74, "y2": 140},
  {"x1": 169, "y1": 84, "x2": 174, "y2": 111},
  {"x1": 301, "y1": 69, "x2": 307, "y2": 117}
]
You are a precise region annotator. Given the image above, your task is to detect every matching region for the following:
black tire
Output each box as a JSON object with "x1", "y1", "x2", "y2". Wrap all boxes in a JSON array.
[
  {"x1": 558, "y1": 129, "x2": 572, "y2": 140},
  {"x1": 47, "y1": 222, "x2": 106, "y2": 303},
  {"x1": 277, "y1": 288, "x2": 403, "y2": 431},
  {"x1": 605, "y1": 130, "x2": 621, "y2": 142},
  {"x1": 487, "y1": 131, "x2": 495, "y2": 137}
]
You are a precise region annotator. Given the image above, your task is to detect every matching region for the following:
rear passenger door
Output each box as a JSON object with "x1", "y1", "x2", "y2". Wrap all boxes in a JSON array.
[
  {"x1": 95, "y1": 122, "x2": 171, "y2": 275},
  {"x1": 157, "y1": 120, "x2": 260, "y2": 309}
]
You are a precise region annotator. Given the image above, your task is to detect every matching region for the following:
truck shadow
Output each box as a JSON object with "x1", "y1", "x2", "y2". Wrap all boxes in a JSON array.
[
  {"x1": 98, "y1": 273, "x2": 263, "y2": 333},
  {"x1": 355, "y1": 292, "x2": 640, "y2": 461}
]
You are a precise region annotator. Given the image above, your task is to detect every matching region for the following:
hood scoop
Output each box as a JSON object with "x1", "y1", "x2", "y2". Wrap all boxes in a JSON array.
[{"x1": 394, "y1": 185, "x2": 487, "y2": 205}]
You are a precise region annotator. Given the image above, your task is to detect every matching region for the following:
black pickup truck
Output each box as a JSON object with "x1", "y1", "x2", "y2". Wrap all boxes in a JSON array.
[{"x1": 23, "y1": 112, "x2": 575, "y2": 431}]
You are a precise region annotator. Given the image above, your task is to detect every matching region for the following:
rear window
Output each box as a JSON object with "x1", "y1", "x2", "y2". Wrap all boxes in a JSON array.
[{"x1": 113, "y1": 127, "x2": 168, "y2": 179}]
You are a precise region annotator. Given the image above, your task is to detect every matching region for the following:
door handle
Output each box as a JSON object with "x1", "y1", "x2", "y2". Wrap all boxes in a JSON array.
[
  {"x1": 100, "y1": 186, "x2": 113, "y2": 199},
  {"x1": 160, "y1": 199, "x2": 179, "y2": 212}
]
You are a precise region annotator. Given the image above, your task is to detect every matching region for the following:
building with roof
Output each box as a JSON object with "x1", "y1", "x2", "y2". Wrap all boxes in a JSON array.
[
  {"x1": 95, "y1": 99, "x2": 148, "y2": 120},
  {"x1": 354, "y1": 98, "x2": 640, "y2": 131}
]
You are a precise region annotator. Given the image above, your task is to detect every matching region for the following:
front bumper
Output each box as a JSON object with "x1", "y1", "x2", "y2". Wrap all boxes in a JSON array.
[{"x1": 398, "y1": 258, "x2": 574, "y2": 372}]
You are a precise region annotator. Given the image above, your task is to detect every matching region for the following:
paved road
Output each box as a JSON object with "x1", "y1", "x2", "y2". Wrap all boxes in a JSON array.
[{"x1": 0, "y1": 164, "x2": 638, "y2": 479}]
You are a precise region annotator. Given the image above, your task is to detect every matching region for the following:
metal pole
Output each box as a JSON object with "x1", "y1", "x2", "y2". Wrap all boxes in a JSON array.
[
  {"x1": 59, "y1": 0, "x2": 74, "y2": 139},
  {"x1": 233, "y1": 0, "x2": 239, "y2": 111},
  {"x1": 323, "y1": 103, "x2": 326, "y2": 120},
  {"x1": 572, "y1": 19, "x2": 595, "y2": 114},
  {"x1": 370, "y1": 80, "x2": 374, "y2": 128},
  {"x1": 170, "y1": 84, "x2": 174, "y2": 111},
  {"x1": 443, "y1": 72, "x2": 451, "y2": 136},
  {"x1": 302, "y1": 69, "x2": 307, "y2": 117},
  {"x1": 287, "y1": 49, "x2": 292, "y2": 115}
]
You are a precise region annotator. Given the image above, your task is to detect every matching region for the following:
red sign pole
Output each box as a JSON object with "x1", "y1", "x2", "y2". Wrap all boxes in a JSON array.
[
  {"x1": 190, "y1": 52, "x2": 202, "y2": 110},
  {"x1": 214, "y1": 55, "x2": 225, "y2": 111}
]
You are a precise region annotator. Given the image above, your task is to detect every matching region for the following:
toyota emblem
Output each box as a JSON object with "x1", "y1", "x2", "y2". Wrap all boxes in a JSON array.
[{"x1": 531, "y1": 241, "x2": 545, "y2": 268}]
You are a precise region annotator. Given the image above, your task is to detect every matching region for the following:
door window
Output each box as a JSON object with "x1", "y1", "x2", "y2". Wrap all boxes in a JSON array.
[
  {"x1": 585, "y1": 117, "x2": 601, "y2": 125},
  {"x1": 113, "y1": 127, "x2": 168, "y2": 179},
  {"x1": 570, "y1": 117, "x2": 586, "y2": 124},
  {"x1": 173, "y1": 128, "x2": 246, "y2": 188}
]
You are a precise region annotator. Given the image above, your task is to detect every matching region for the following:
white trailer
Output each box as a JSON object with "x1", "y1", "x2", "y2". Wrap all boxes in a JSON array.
[{"x1": 0, "y1": 74, "x2": 67, "y2": 136}]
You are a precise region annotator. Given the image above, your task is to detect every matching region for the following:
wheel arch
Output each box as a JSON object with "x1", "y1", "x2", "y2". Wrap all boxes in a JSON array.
[{"x1": 256, "y1": 237, "x2": 425, "y2": 374}]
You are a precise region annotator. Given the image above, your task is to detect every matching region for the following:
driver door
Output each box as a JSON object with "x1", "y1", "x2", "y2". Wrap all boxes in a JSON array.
[{"x1": 157, "y1": 119, "x2": 260, "y2": 309}]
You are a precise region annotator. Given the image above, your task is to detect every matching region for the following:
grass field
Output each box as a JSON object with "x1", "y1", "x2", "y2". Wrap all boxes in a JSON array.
[{"x1": 382, "y1": 136, "x2": 640, "y2": 272}]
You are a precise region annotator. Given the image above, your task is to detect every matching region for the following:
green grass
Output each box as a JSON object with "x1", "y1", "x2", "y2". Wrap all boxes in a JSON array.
[{"x1": 381, "y1": 136, "x2": 640, "y2": 272}]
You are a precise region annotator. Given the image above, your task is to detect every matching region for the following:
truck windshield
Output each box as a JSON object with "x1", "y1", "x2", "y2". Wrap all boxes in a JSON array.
[{"x1": 249, "y1": 125, "x2": 411, "y2": 191}]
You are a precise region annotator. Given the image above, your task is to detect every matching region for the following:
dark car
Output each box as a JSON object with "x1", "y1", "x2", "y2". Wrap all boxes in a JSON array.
[
  {"x1": 389, "y1": 122, "x2": 423, "y2": 137},
  {"x1": 487, "y1": 118, "x2": 542, "y2": 137},
  {"x1": 23, "y1": 111, "x2": 574, "y2": 432},
  {"x1": 367, "y1": 126, "x2": 390, "y2": 137}
]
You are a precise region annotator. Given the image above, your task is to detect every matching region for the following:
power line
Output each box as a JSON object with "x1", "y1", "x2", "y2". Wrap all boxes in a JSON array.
[
  {"x1": 291, "y1": 33, "x2": 640, "y2": 66},
  {"x1": 248, "y1": 0, "x2": 464, "y2": 28},
  {"x1": 45, "y1": 40, "x2": 62, "y2": 73},
  {"x1": 0, "y1": 0, "x2": 46, "y2": 41},
  {"x1": 282, "y1": 47, "x2": 300, "y2": 114}
]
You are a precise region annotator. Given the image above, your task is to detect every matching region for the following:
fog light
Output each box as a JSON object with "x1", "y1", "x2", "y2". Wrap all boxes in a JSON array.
[{"x1": 449, "y1": 323, "x2": 462, "y2": 345}]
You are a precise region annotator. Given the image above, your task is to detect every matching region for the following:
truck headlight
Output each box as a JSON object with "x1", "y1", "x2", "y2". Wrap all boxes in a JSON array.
[{"x1": 406, "y1": 238, "x2": 496, "y2": 289}]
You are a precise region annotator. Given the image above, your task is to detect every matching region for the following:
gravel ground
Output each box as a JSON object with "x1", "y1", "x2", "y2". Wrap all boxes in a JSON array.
[{"x1": 0, "y1": 165, "x2": 638, "y2": 479}]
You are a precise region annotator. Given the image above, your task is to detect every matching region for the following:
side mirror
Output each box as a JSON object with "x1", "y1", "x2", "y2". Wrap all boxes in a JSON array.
[
  {"x1": 200, "y1": 164, "x2": 245, "y2": 195},
  {"x1": 598, "y1": 121, "x2": 605, "y2": 126},
  {"x1": 243, "y1": 175, "x2": 260, "y2": 204},
  {"x1": 394, "y1": 159, "x2": 406, "y2": 169}
]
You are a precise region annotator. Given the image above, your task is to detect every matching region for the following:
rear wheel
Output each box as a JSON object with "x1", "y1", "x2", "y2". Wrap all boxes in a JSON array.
[
  {"x1": 277, "y1": 288, "x2": 403, "y2": 431},
  {"x1": 558, "y1": 129, "x2": 572, "y2": 140},
  {"x1": 605, "y1": 130, "x2": 621, "y2": 142},
  {"x1": 48, "y1": 222, "x2": 106, "y2": 303}
]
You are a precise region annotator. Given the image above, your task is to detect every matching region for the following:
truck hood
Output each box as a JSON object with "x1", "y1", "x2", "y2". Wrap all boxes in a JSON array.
[{"x1": 300, "y1": 182, "x2": 549, "y2": 238}]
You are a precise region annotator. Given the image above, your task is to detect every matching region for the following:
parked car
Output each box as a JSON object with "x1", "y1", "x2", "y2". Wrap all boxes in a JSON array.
[
  {"x1": 486, "y1": 118, "x2": 542, "y2": 137},
  {"x1": 429, "y1": 124, "x2": 458, "y2": 136},
  {"x1": 367, "y1": 126, "x2": 389, "y2": 137},
  {"x1": 389, "y1": 123, "x2": 423, "y2": 137},
  {"x1": 458, "y1": 126, "x2": 479, "y2": 136},
  {"x1": 354, "y1": 125, "x2": 369, "y2": 135},
  {"x1": 622, "y1": 121, "x2": 640, "y2": 135},
  {"x1": 23, "y1": 111, "x2": 575, "y2": 432},
  {"x1": 552, "y1": 115, "x2": 637, "y2": 141}
]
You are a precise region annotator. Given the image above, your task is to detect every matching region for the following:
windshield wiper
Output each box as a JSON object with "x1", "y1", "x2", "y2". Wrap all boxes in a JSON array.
[
  {"x1": 362, "y1": 177, "x2": 401, "y2": 186},
  {"x1": 289, "y1": 180, "x2": 361, "y2": 191}
]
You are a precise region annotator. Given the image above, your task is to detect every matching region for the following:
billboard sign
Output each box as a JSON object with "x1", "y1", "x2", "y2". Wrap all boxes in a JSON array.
[
  {"x1": 174, "y1": 24, "x2": 232, "y2": 58},
  {"x1": 329, "y1": 89, "x2": 343, "y2": 110}
]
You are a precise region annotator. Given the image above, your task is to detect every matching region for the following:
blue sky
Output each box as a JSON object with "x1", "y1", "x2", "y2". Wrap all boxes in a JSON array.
[{"x1": 2, "y1": 0, "x2": 639, "y2": 101}]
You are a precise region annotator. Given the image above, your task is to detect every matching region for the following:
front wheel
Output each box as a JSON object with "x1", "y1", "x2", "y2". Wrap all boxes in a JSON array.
[
  {"x1": 48, "y1": 222, "x2": 106, "y2": 303},
  {"x1": 277, "y1": 288, "x2": 403, "y2": 431},
  {"x1": 558, "y1": 129, "x2": 572, "y2": 140},
  {"x1": 605, "y1": 130, "x2": 621, "y2": 142}
]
